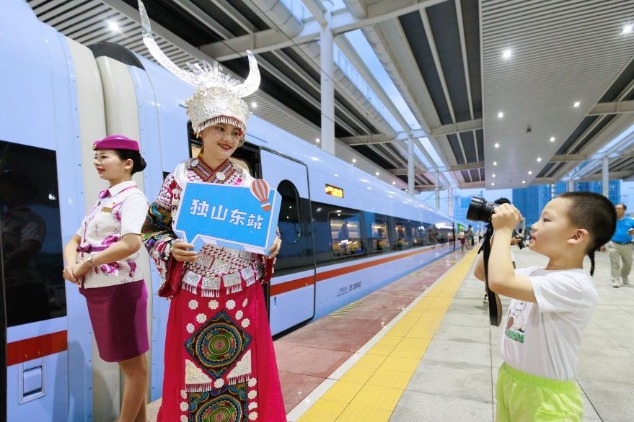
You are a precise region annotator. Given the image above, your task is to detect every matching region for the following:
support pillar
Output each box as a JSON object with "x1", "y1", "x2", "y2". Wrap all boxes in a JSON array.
[
  {"x1": 602, "y1": 156, "x2": 609, "y2": 197},
  {"x1": 320, "y1": 0, "x2": 335, "y2": 155},
  {"x1": 407, "y1": 137, "x2": 415, "y2": 194}
]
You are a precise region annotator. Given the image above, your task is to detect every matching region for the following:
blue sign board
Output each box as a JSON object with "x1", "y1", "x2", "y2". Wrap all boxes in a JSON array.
[{"x1": 174, "y1": 180, "x2": 281, "y2": 255}]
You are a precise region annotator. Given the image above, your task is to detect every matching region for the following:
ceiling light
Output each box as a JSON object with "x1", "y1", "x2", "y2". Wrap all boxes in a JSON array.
[
  {"x1": 352, "y1": 158, "x2": 356, "y2": 163},
  {"x1": 502, "y1": 49, "x2": 512, "y2": 60},
  {"x1": 375, "y1": 171, "x2": 380, "y2": 176},
  {"x1": 491, "y1": 182, "x2": 495, "y2": 186},
  {"x1": 334, "y1": 173, "x2": 338, "y2": 177},
  {"x1": 315, "y1": 138, "x2": 320, "y2": 143},
  {"x1": 492, "y1": 174, "x2": 496, "y2": 178},
  {"x1": 622, "y1": 24, "x2": 633, "y2": 34},
  {"x1": 251, "y1": 102, "x2": 257, "y2": 108},
  {"x1": 497, "y1": 112, "x2": 504, "y2": 119},
  {"x1": 493, "y1": 161, "x2": 497, "y2": 166},
  {"x1": 573, "y1": 101, "x2": 581, "y2": 108},
  {"x1": 528, "y1": 170, "x2": 533, "y2": 175},
  {"x1": 392, "y1": 181, "x2": 396, "y2": 185},
  {"x1": 550, "y1": 136, "x2": 556, "y2": 142},
  {"x1": 494, "y1": 143, "x2": 500, "y2": 148},
  {"x1": 522, "y1": 180, "x2": 526, "y2": 184},
  {"x1": 537, "y1": 157, "x2": 542, "y2": 162},
  {"x1": 107, "y1": 21, "x2": 120, "y2": 32}
]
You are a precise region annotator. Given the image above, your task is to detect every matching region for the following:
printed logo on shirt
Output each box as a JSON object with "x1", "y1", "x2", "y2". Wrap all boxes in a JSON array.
[{"x1": 504, "y1": 301, "x2": 527, "y2": 343}]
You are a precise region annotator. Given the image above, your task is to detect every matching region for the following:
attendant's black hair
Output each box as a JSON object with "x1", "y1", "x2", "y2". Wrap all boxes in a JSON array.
[
  {"x1": 558, "y1": 192, "x2": 617, "y2": 275},
  {"x1": 114, "y1": 150, "x2": 147, "y2": 175}
]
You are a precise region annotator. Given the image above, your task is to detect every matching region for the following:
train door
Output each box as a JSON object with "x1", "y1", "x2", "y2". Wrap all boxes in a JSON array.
[{"x1": 259, "y1": 150, "x2": 315, "y2": 335}]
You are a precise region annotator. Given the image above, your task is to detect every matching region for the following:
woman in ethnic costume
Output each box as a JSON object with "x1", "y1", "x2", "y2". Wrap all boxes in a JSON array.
[
  {"x1": 63, "y1": 135, "x2": 150, "y2": 422},
  {"x1": 138, "y1": 2, "x2": 286, "y2": 420}
]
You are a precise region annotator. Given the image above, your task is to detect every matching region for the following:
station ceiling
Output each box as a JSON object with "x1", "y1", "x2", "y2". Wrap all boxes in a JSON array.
[{"x1": 28, "y1": 0, "x2": 634, "y2": 191}]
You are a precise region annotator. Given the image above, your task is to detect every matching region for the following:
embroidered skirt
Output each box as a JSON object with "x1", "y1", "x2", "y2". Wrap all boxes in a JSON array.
[
  {"x1": 80, "y1": 280, "x2": 149, "y2": 362},
  {"x1": 157, "y1": 282, "x2": 286, "y2": 421}
]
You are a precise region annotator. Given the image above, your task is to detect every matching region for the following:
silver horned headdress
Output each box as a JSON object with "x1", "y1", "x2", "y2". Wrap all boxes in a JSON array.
[{"x1": 138, "y1": 0, "x2": 260, "y2": 135}]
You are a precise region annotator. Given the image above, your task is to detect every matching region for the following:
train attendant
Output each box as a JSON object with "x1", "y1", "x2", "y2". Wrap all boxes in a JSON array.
[
  {"x1": 138, "y1": 2, "x2": 285, "y2": 420},
  {"x1": 63, "y1": 135, "x2": 150, "y2": 422}
]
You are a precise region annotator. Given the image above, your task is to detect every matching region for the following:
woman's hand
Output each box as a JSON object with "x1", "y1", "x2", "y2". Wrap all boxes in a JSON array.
[
  {"x1": 63, "y1": 261, "x2": 90, "y2": 286},
  {"x1": 267, "y1": 237, "x2": 282, "y2": 258},
  {"x1": 171, "y1": 240, "x2": 198, "y2": 262}
]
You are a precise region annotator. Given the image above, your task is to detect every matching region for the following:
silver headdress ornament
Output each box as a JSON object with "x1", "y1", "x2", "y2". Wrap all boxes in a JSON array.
[{"x1": 138, "y1": 0, "x2": 260, "y2": 135}]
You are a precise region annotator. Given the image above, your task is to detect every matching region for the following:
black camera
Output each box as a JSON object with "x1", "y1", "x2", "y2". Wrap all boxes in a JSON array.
[
  {"x1": 467, "y1": 196, "x2": 526, "y2": 249},
  {"x1": 466, "y1": 196, "x2": 496, "y2": 223}
]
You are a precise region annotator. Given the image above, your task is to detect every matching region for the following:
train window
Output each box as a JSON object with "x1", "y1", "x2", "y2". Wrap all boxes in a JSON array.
[
  {"x1": 274, "y1": 181, "x2": 313, "y2": 272},
  {"x1": 408, "y1": 221, "x2": 427, "y2": 246},
  {"x1": 0, "y1": 141, "x2": 65, "y2": 327},
  {"x1": 364, "y1": 214, "x2": 390, "y2": 253},
  {"x1": 329, "y1": 213, "x2": 363, "y2": 257},
  {"x1": 394, "y1": 219, "x2": 409, "y2": 249}
]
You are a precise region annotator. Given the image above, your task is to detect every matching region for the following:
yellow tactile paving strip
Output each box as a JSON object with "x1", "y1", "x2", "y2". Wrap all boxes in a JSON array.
[{"x1": 297, "y1": 250, "x2": 478, "y2": 422}]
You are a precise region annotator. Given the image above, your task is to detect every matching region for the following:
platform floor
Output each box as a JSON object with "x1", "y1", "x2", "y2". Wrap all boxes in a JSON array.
[
  {"x1": 148, "y1": 246, "x2": 634, "y2": 421},
  {"x1": 287, "y1": 246, "x2": 634, "y2": 422}
]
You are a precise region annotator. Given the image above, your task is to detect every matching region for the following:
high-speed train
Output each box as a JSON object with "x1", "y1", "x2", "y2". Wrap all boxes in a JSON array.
[{"x1": 0, "y1": 1, "x2": 455, "y2": 420}]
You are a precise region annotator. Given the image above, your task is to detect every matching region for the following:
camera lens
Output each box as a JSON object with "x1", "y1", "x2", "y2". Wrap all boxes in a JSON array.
[{"x1": 466, "y1": 196, "x2": 496, "y2": 223}]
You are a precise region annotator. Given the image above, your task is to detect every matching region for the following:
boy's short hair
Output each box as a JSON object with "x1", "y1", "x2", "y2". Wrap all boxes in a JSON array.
[{"x1": 558, "y1": 192, "x2": 617, "y2": 275}]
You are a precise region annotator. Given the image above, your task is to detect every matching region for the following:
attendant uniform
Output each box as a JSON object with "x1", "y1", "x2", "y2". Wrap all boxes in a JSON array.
[{"x1": 77, "y1": 180, "x2": 149, "y2": 362}]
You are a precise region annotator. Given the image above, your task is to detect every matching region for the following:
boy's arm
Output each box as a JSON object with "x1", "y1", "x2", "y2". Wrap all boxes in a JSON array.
[
  {"x1": 487, "y1": 206, "x2": 536, "y2": 302},
  {"x1": 474, "y1": 251, "x2": 485, "y2": 281}
]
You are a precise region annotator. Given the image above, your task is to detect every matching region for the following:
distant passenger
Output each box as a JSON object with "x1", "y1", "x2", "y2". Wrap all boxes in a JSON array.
[
  {"x1": 466, "y1": 224, "x2": 474, "y2": 249},
  {"x1": 603, "y1": 203, "x2": 634, "y2": 288},
  {"x1": 474, "y1": 192, "x2": 616, "y2": 422},
  {"x1": 338, "y1": 221, "x2": 350, "y2": 240},
  {"x1": 138, "y1": 9, "x2": 286, "y2": 420},
  {"x1": 63, "y1": 135, "x2": 150, "y2": 422}
]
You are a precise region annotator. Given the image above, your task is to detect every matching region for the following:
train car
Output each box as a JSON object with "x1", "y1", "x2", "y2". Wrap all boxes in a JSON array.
[{"x1": 0, "y1": 1, "x2": 455, "y2": 420}]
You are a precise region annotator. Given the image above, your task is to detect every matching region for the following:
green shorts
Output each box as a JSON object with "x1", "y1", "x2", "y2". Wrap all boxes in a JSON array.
[{"x1": 496, "y1": 363, "x2": 583, "y2": 422}]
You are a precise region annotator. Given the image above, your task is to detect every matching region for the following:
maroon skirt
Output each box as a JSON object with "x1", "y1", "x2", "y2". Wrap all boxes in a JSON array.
[{"x1": 80, "y1": 280, "x2": 149, "y2": 362}]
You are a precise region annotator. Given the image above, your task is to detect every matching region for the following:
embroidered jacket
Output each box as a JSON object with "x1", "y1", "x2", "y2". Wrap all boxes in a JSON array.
[{"x1": 142, "y1": 158, "x2": 265, "y2": 297}]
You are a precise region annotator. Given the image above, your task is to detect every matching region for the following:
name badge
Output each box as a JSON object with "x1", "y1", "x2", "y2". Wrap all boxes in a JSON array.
[{"x1": 101, "y1": 206, "x2": 113, "y2": 213}]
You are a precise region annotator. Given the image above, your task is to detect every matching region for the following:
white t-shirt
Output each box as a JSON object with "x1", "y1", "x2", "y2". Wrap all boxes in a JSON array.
[
  {"x1": 76, "y1": 181, "x2": 149, "y2": 288},
  {"x1": 501, "y1": 266, "x2": 598, "y2": 380}
]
